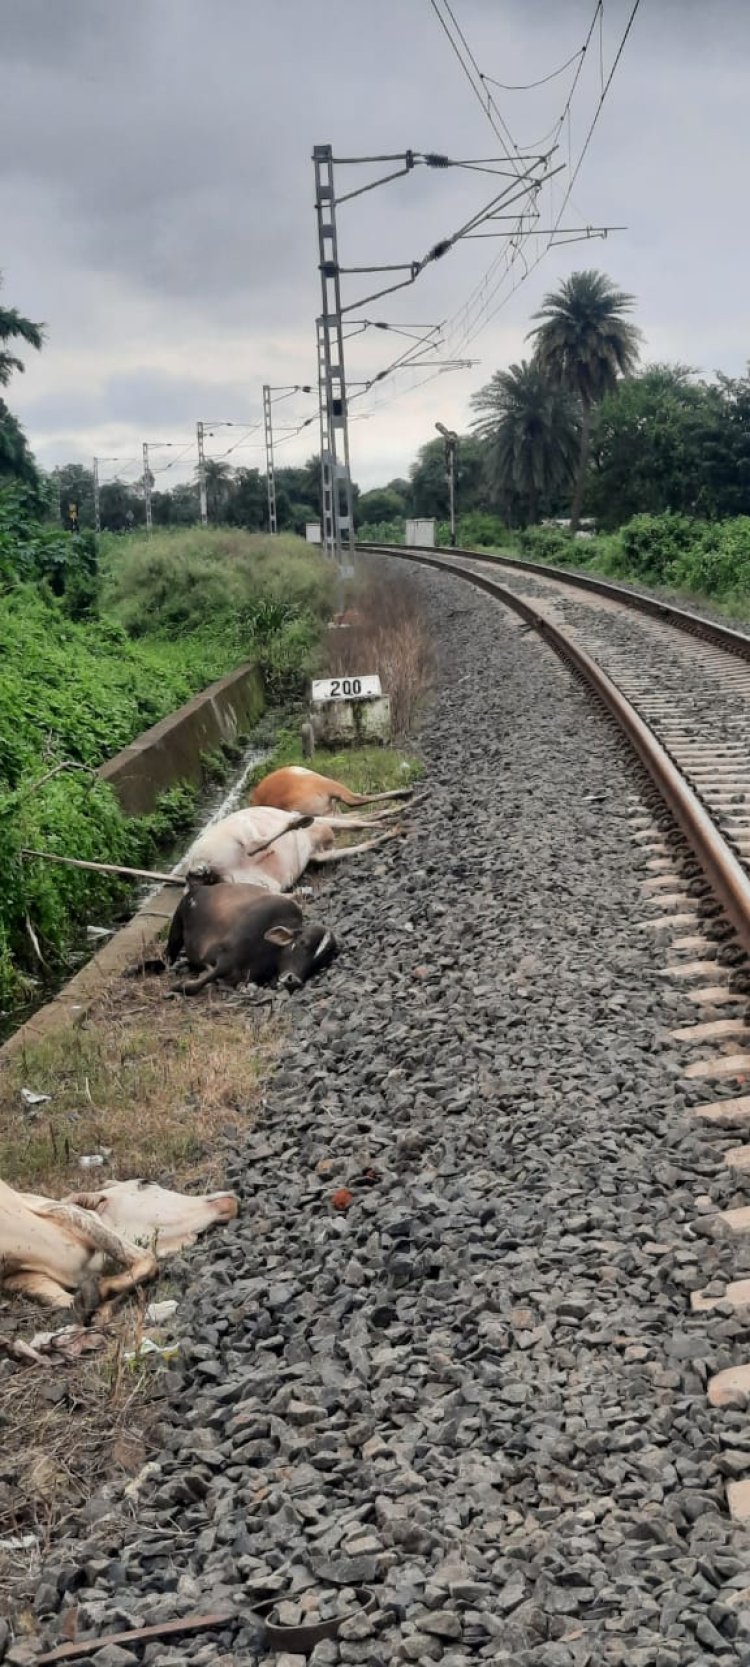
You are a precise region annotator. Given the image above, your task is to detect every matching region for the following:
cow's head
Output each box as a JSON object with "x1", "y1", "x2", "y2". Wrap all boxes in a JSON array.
[{"x1": 265, "y1": 920, "x2": 338, "y2": 990}]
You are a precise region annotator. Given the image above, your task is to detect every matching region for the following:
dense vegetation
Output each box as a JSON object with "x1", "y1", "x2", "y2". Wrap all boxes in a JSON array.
[
  {"x1": 0, "y1": 486, "x2": 334, "y2": 1009},
  {"x1": 508, "y1": 513, "x2": 750, "y2": 619}
]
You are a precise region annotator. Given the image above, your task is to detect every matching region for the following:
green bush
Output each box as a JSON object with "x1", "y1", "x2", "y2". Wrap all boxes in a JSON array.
[
  {"x1": 357, "y1": 519, "x2": 404, "y2": 545},
  {"x1": 0, "y1": 585, "x2": 228, "y2": 790},
  {"x1": 668, "y1": 517, "x2": 750, "y2": 601},
  {"x1": 0, "y1": 521, "x2": 336, "y2": 1010},
  {"x1": 508, "y1": 511, "x2": 750, "y2": 617},
  {"x1": 517, "y1": 525, "x2": 584, "y2": 565},
  {"x1": 0, "y1": 483, "x2": 99, "y2": 616},
  {"x1": 101, "y1": 527, "x2": 335, "y2": 639},
  {"x1": 613, "y1": 512, "x2": 704, "y2": 584},
  {"x1": 456, "y1": 511, "x2": 509, "y2": 548},
  {"x1": 0, "y1": 771, "x2": 199, "y2": 1007}
]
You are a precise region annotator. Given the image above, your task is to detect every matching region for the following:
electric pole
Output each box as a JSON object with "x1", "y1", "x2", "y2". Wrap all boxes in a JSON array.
[
  {"x1": 262, "y1": 384, "x2": 277, "y2": 535},
  {"x1": 436, "y1": 422, "x2": 458, "y2": 547},
  {"x1": 92, "y1": 457, "x2": 101, "y2": 535},
  {"x1": 142, "y1": 442, "x2": 153, "y2": 535},
  {"x1": 313, "y1": 144, "x2": 355, "y2": 582},
  {"x1": 196, "y1": 421, "x2": 208, "y2": 525},
  {"x1": 316, "y1": 317, "x2": 335, "y2": 557}
]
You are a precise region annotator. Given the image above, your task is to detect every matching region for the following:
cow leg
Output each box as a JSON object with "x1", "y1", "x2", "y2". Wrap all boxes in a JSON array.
[
  {"x1": 310, "y1": 829, "x2": 405, "y2": 862},
  {"x1": 97, "y1": 1250, "x2": 158, "y2": 1303},
  {"x1": 166, "y1": 907, "x2": 185, "y2": 965},
  {"x1": 314, "y1": 814, "x2": 399, "y2": 832},
  {"x1": 179, "y1": 960, "x2": 225, "y2": 995},
  {"x1": 330, "y1": 805, "x2": 403, "y2": 824},
  {"x1": 2, "y1": 1271, "x2": 76, "y2": 1309}
]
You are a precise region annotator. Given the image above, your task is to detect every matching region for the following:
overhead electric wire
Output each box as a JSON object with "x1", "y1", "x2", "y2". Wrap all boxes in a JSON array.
[
  {"x1": 390, "y1": 0, "x2": 636, "y2": 397},
  {"x1": 549, "y1": 0, "x2": 641, "y2": 241},
  {"x1": 428, "y1": 0, "x2": 525, "y2": 174},
  {"x1": 482, "y1": 48, "x2": 585, "y2": 92},
  {"x1": 424, "y1": 0, "x2": 604, "y2": 359}
]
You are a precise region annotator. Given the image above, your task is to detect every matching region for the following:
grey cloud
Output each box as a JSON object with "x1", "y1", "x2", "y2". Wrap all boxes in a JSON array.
[
  {"x1": 21, "y1": 368, "x2": 259, "y2": 433},
  {"x1": 3, "y1": 0, "x2": 750, "y2": 485}
]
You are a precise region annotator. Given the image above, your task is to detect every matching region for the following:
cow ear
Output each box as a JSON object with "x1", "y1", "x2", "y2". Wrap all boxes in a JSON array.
[{"x1": 264, "y1": 924, "x2": 295, "y2": 947}]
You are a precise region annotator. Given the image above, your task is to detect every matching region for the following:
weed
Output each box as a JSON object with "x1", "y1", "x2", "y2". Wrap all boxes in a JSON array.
[
  {"x1": 0, "y1": 974, "x2": 277, "y2": 1191},
  {"x1": 327, "y1": 562, "x2": 434, "y2": 737}
]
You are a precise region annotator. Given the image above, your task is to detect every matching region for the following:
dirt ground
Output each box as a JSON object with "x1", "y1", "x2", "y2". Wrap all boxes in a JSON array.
[
  {"x1": 0, "y1": 969, "x2": 279, "y2": 1608},
  {"x1": 0, "y1": 969, "x2": 278, "y2": 1193}
]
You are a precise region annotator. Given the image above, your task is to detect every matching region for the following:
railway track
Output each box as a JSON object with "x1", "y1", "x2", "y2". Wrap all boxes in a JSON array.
[
  {"x1": 15, "y1": 556, "x2": 750, "y2": 1663},
  {"x1": 367, "y1": 540, "x2": 750, "y2": 1516}
]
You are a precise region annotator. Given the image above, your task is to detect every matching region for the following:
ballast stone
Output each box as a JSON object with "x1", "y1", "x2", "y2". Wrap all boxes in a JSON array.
[{"x1": 25, "y1": 564, "x2": 750, "y2": 1663}]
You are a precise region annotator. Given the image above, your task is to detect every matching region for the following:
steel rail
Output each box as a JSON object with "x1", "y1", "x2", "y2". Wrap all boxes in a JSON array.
[
  {"x1": 359, "y1": 540, "x2": 750, "y2": 662},
  {"x1": 365, "y1": 543, "x2": 750, "y2": 956}
]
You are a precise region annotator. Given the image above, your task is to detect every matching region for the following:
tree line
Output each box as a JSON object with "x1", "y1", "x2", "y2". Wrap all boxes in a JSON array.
[{"x1": 3, "y1": 267, "x2": 750, "y2": 539}]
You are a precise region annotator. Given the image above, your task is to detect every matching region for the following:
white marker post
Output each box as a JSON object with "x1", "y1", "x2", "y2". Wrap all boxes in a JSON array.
[{"x1": 309, "y1": 673, "x2": 390, "y2": 746}]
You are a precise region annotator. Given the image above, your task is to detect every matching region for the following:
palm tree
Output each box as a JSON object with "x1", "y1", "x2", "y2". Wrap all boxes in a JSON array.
[
  {"x1": 471, "y1": 360, "x2": 580, "y2": 526},
  {"x1": 528, "y1": 270, "x2": 642, "y2": 531},
  {"x1": 0, "y1": 274, "x2": 45, "y2": 387},
  {"x1": 197, "y1": 458, "x2": 234, "y2": 522}
]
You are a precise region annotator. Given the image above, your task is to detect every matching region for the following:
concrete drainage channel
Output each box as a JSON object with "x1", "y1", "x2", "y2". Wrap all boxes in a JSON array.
[
  {"x1": 16, "y1": 558, "x2": 750, "y2": 1666},
  {"x1": 0, "y1": 662, "x2": 265, "y2": 1060}
]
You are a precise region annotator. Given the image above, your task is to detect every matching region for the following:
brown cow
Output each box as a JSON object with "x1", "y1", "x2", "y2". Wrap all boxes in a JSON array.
[{"x1": 251, "y1": 765, "x2": 413, "y2": 818}]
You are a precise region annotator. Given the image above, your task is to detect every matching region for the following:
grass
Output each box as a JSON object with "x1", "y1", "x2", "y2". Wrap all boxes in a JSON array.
[
  {"x1": 249, "y1": 726, "x2": 423, "y2": 799},
  {"x1": 330, "y1": 562, "x2": 435, "y2": 738},
  {"x1": 0, "y1": 973, "x2": 278, "y2": 1192},
  {"x1": 483, "y1": 516, "x2": 750, "y2": 630},
  {"x1": 0, "y1": 1333, "x2": 160, "y2": 1608},
  {"x1": 100, "y1": 526, "x2": 336, "y2": 642}
]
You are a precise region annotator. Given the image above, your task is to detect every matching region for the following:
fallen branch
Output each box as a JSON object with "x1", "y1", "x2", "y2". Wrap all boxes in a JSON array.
[
  {"x1": 20, "y1": 815, "x2": 316, "y2": 891},
  {"x1": 19, "y1": 849, "x2": 185, "y2": 887}
]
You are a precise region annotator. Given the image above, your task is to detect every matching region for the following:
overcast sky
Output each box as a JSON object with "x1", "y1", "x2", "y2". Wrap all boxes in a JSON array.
[{"x1": 2, "y1": 0, "x2": 749, "y2": 491}]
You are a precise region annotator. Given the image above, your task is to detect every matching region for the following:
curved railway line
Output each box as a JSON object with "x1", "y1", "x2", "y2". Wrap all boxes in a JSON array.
[
  {"x1": 13, "y1": 550, "x2": 750, "y2": 1664},
  {"x1": 366, "y1": 541, "x2": 750, "y2": 1493},
  {"x1": 362, "y1": 543, "x2": 750, "y2": 953}
]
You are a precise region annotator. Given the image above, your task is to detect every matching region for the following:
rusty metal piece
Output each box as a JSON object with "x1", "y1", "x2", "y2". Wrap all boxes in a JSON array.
[
  {"x1": 36, "y1": 1588, "x2": 376, "y2": 1662},
  {"x1": 36, "y1": 1612, "x2": 235, "y2": 1662},
  {"x1": 365, "y1": 544, "x2": 750, "y2": 960}
]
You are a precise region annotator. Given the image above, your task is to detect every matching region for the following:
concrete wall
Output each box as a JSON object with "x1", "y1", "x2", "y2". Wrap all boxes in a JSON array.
[
  {"x1": 98, "y1": 661, "x2": 264, "y2": 816},
  {"x1": 0, "y1": 660, "x2": 265, "y2": 1059}
]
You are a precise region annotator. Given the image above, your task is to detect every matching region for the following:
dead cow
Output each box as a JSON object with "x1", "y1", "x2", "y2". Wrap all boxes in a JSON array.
[
  {"x1": 0, "y1": 1177, "x2": 158, "y2": 1313},
  {"x1": 188, "y1": 804, "x2": 403, "y2": 894},
  {"x1": 67, "y1": 1178, "x2": 238, "y2": 1255},
  {"x1": 252, "y1": 764, "x2": 413, "y2": 818},
  {"x1": 164, "y1": 878, "x2": 336, "y2": 994}
]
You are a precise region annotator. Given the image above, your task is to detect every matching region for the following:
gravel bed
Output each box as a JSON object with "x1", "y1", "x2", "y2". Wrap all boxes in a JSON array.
[
  {"x1": 485, "y1": 555, "x2": 750, "y2": 643},
  {"x1": 472, "y1": 562, "x2": 750, "y2": 847},
  {"x1": 15, "y1": 564, "x2": 750, "y2": 1667}
]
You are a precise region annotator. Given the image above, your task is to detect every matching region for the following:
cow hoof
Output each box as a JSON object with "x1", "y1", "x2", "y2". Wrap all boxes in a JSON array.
[{"x1": 73, "y1": 1275, "x2": 103, "y2": 1325}]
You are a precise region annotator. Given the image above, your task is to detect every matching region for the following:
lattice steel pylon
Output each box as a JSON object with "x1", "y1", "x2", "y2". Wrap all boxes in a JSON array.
[
  {"x1": 262, "y1": 383, "x2": 278, "y2": 535},
  {"x1": 316, "y1": 318, "x2": 334, "y2": 557},
  {"x1": 313, "y1": 145, "x2": 355, "y2": 576}
]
